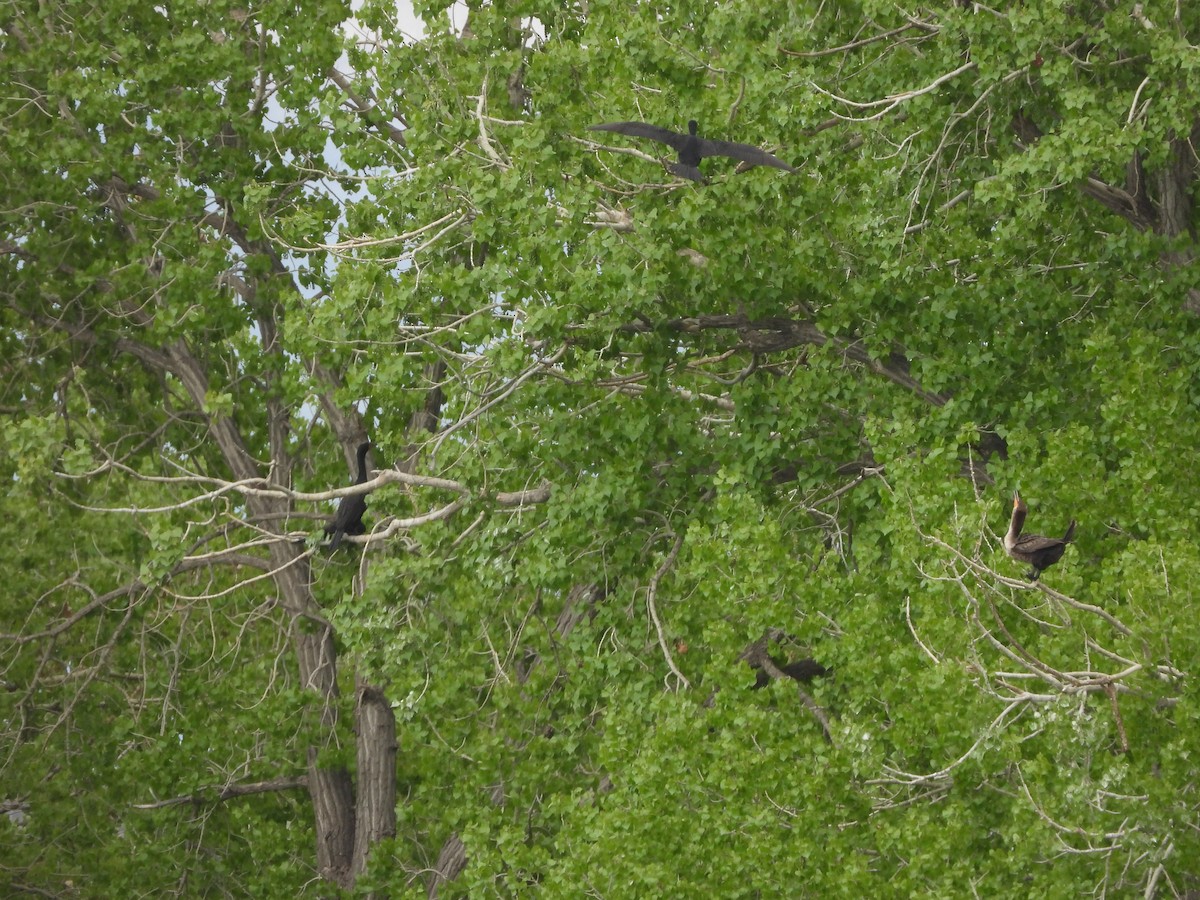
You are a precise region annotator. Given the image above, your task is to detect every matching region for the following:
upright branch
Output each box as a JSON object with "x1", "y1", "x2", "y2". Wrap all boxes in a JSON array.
[{"x1": 645, "y1": 532, "x2": 690, "y2": 690}]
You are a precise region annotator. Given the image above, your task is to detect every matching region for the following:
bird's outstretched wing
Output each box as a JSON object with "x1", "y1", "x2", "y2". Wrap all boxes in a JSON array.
[
  {"x1": 587, "y1": 121, "x2": 690, "y2": 153},
  {"x1": 699, "y1": 138, "x2": 796, "y2": 172}
]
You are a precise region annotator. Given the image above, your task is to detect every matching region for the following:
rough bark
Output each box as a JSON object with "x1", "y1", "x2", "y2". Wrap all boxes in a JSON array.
[
  {"x1": 428, "y1": 833, "x2": 468, "y2": 898},
  {"x1": 152, "y1": 317, "x2": 363, "y2": 886},
  {"x1": 352, "y1": 680, "x2": 399, "y2": 880},
  {"x1": 18, "y1": 252, "x2": 365, "y2": 887},
  {"x1": 299, "y1": 624, "x2": 356, "y2": 889}
]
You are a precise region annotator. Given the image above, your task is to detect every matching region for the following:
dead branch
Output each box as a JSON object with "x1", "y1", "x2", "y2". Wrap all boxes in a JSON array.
[
  {"x1": 474, "y1": 75, "x2": 510, "y2": 170},
  {"x1": 432, "y1": 345, "x2": 568, "y2": 455},
  {"x1": 780, "y1": 19, "x2": 939, "y2": 58},
  {"x1": 812, "y1": 61, "x2": 978, "y2": 123},
  {"x1": 618, "y1": 312, "x2": 947, "y2": 406},
  {"x1": 60, "y1": 459, "x2": 473, "y2": 512},
  {"x1": 645, "y1": 532, "x2": 690, "y2": 690},
  {"x1": 132, "y1": 776, "x2": 308, "y2": 809},
  {"x1": 259, "y1": 209, "x2": 469, "y2": 260},
  {"x1": 869, "y1": 698, "x2": 1028, "y2": 792},
  {"x1": 0, "y1": 553, "x2": 296, "y2": 645}
]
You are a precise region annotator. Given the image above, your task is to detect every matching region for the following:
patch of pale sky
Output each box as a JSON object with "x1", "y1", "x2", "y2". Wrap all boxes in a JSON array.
[
  {"x1": 342, "y1": 0, "x2": 469, "y2": 44},
  {"x1": 347, "y1": 2, "x2": 536, "y2": 46},
  {"x1": 287, "y1": 1, "x2": 515, "y2": 302}
]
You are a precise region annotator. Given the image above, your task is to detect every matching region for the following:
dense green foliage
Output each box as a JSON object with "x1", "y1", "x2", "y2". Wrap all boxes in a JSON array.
[{"x1": 3, "y1": 0, "x2": 1200, "y2": 895}]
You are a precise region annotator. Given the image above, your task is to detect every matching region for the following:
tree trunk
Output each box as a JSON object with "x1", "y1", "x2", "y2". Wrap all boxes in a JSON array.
[
  {"x1": 296, "y1": 621, "x2": 357, "y2": 888},
  {"x1": 353, "y1": 679, "x2": 398, "y2": 879}
]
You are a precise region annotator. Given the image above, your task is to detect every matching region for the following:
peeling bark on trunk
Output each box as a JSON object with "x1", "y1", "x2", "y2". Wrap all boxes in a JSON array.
[
  {"x1": 352, "y1": 680, "x2": 398, "y2": 879},
  {"x1": 428, "y1": 833, "x2": 468, "y2": 899},
  {"x1": 297, "y1": 623, "x2": 356, "y2": 888},
  {"x1": 160, "y1": 338, "x2": 363, "y2": 884}
]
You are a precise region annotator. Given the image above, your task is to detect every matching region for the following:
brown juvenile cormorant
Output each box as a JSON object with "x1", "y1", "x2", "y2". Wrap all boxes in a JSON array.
[
  {"x1": 1003, "y1": 492, "x2": 1075, "y2": 581},
  {"x1": 587, "y1": 120, "x2": 796, "y2": 183},
  {"x1": 325, "y1": 441, "x2": 372, "y2": 551}
]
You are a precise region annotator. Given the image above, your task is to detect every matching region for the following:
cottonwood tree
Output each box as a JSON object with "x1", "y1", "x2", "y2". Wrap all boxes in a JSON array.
[
  {"x1": 0, "y1": 1, "x2": 542, "y2": 893},
  {"x1": 4, "y1": 0, "x2": 1200, "y2": 896},
  {"x1": 342, "y1": 1, "x2": 1200, "y2": 894}
]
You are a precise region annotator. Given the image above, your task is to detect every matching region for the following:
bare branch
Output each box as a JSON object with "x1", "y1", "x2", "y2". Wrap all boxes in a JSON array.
[
  {"x1": 474, "y1": 75, "x2": 510, "y2": 170},
  {"x1": 811, "y1": 61, "x2": 977, "y2": 123},
  {"x1": 259, "y1": 209, "x2": 469, "y2": 261},
  {"x1": 869, "y1": 698, "x2": 1027, "y2": 791},
  {"x1": 60, "y1": 460, "x2": 474, "y2": 513},
  {"x1": 432, "y1": 345, "x2": 568, "y2": 455},
  {"x1": 644, "y1": 532, "x2": 690, "y2": 690},
  {"x1": 618, "y1": 312, "x2": 947, "y2": 406},
  {"x1": 780, "y1": 20, "x2": 938, "y2": 58},
  {"x1": 133, "y1": 776, "x2": 308, "y2": 810}
]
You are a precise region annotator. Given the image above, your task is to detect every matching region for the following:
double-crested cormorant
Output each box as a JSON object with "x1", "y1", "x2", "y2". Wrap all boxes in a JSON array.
[
  {"x1": 750, "y1": 655, "x2": 830, "y2": 689},
  {"x1": 1003, "y1": 492, "x2": 1075, "y2": 581},
  {"x1": 587, "y1": 120, "x2": 796, "y2": 183},
  {"x1": 325, "y1": 441, "x2": 372, "y2": 551}
]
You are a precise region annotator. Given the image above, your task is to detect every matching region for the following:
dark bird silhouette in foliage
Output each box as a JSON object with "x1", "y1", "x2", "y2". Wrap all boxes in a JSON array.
[
  {"x1": 587, "y1": 119, "x2": 796, "y2": 183},
  {"x1": 1003, "y1": 492, "x2": 1075, "y2": 581},
  {"x1": 325, "y1": 442, "x2": 372, "y2": 551},
  {"x1": 750, "y1": 655, "x2": 830, "y2": 690}
]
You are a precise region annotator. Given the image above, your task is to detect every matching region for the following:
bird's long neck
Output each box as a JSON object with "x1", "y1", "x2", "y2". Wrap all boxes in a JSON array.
[
  {"x1": 1004, "y1": 504, "x2": 1027, "y2": 550},
  {"x1": 355, "y1": 446, "x2": 370, "y2": 483}
]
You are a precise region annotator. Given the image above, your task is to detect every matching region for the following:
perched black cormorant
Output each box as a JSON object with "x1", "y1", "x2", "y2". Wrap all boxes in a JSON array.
[
  {"x1": 587, "y1": 120, "x2": 796, "y2": 183},
  {"x1": 325, "y1": 441, "x2": 372, "y2": 551},
  {"x1": 1003, "y1": 492, "x2": 1075, "y2": 581},
  {"x1": 750, "y1": 656, "x2": 830, "y2": 689}
]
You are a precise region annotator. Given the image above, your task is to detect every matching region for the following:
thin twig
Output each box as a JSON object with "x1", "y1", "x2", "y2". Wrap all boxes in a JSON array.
[{"x1": 780, "y1": 20, "x2": 937, "y2": 58}]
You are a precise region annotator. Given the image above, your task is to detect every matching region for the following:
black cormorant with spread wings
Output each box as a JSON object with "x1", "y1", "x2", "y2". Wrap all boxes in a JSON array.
[{"x1": 587, "y1": 119, "x2": 796, "y2": 182}]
